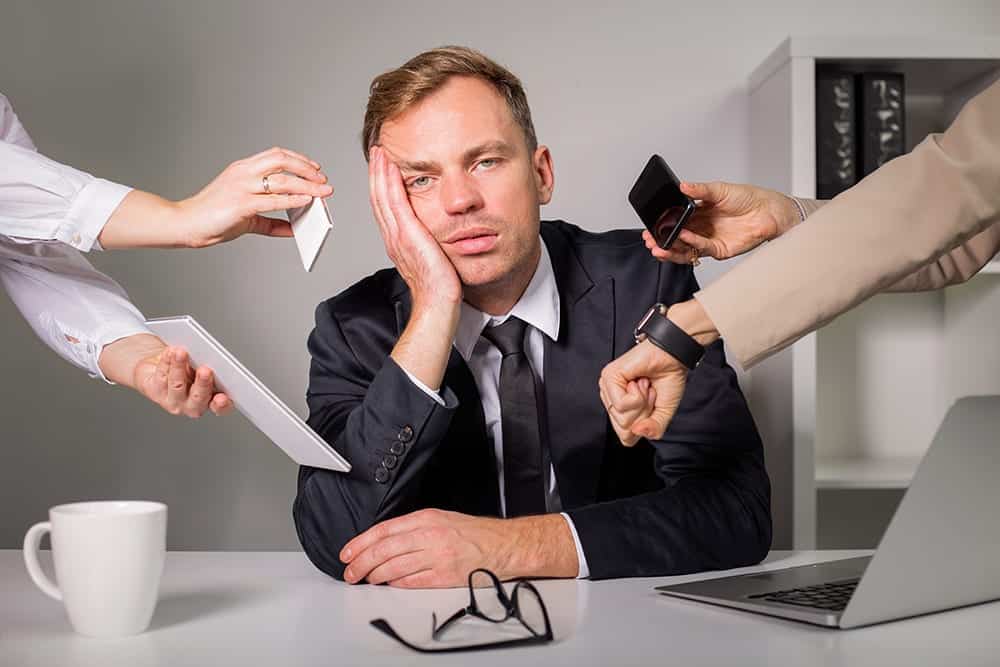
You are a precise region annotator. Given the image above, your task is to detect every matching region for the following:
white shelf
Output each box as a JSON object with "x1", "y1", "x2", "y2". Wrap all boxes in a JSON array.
[
  {"x1": 749, "y1": 35, "x2": 1000, "y2": 92},
  {"x1": 816, "y1": 456, "x2": 922, "y2": 490}
]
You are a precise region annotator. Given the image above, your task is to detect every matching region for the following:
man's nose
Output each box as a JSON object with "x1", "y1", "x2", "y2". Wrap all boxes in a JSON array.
[{"x1": 440, "y1": 172, "x2": 485, "y2": 216}]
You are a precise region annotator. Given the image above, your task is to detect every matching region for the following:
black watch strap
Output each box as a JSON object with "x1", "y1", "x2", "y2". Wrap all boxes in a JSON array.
[{"x1": 635, "y1": 304, "x2": 705, "y2": 370}]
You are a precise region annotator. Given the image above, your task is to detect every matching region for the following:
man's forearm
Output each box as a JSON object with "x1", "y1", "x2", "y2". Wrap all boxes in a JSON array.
[
  {"x1": 501, "y1": 514, "x2": 579, "y2": 579},
  {"x1": 390, "y1": 302, "x2": 459, "y2": 391}
]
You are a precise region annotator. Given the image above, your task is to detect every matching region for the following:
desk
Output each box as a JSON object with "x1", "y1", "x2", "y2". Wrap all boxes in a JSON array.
[{"x1": 2, "y1": 550, "x2": 997, "y2": 666}]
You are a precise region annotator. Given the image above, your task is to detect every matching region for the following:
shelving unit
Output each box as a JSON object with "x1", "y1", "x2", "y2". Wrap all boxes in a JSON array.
[{"x1": 745, "y1": 35, "x2": 1000, "y2": 549}]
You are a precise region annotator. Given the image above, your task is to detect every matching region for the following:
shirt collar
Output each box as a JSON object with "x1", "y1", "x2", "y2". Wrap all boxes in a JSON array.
[{"x1": 453, "y1": 239, "x2": 561, "y2": 361}]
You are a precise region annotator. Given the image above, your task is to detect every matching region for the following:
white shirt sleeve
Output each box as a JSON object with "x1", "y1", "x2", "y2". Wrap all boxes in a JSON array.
[
  {"x1": 401, "y1": 366, "x2": 447, "y2": 406},
  {"x1": 0, "y1": 237, "x2": 151, "y2": 381},
  {"x1": 560, "y1": 512, "x2": 591, "y2": 579},
  {"x1": 0, "y1": 93, "x2": 132, "y2": 252}
]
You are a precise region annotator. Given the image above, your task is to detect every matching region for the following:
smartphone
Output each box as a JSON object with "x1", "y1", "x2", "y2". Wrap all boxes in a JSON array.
[{"x1": 628, "y1": 154, "x2": 696, "y2": 250}]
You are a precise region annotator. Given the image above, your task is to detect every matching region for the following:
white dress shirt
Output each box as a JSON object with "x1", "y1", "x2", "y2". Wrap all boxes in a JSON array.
[
  {"x1": 404, "y1": 242, "x2": 591, "y2": 578},
  {"x1": 1, "y1": 92, "x2": 150, "y2": 379}
]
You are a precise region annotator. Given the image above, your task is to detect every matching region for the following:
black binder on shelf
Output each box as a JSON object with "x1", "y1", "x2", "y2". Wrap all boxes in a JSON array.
[
  {"x1": 815, "y1": 68, "x2": 858, "y2": 199},
  {"x1": 858, "y1": 72, "x2": 906, "y2": 177}
]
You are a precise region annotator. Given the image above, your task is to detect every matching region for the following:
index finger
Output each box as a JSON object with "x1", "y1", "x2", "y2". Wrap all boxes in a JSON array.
[
  {"x1": 341, "y1": 512, "x2": 424, "y2": 562},
  {"x1": 252, "y1": 146, "x2": 321, "y2": 170},
  {"x1": 276, "y1": 146, "x2": 322, "y2": 170},
  {"x1": 384, "y1": 158, "x2": 419, "y2": 224},
  {"x1": 253, "y1": 152, "x2": 326, "y2": 184}
]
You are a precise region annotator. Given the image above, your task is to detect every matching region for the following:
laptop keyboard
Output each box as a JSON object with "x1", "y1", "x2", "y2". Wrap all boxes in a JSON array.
[{"x1": 748, "y1": 579, "x2": 859, "y2": 611}]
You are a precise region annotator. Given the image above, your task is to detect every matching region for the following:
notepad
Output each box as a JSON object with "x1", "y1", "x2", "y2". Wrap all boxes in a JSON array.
[{"x1": 287, "y1": 196, "x2": 333, "y2": 272}]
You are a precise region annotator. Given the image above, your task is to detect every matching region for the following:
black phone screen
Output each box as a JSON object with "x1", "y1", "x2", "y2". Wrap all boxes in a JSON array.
[{"x1": 628, "y1": 155, "x2": 696, "y2": 249}]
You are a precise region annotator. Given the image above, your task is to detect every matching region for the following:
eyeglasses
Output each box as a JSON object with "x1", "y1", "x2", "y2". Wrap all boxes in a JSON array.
[{"x1": 370, "y1": 568, "x2": 554, "y2": 653}]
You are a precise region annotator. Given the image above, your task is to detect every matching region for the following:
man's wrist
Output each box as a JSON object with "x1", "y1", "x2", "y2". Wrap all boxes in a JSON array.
[
  {"x1": 503, "y1": 514, "x2": 578, "y2": 579},
  {"x1": 390, "y1": 302, "x2": 459, "y2": 391}
]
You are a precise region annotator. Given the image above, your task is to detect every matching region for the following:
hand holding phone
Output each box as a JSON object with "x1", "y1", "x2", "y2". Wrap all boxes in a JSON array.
[{"x1": 628, "y1": 155, "x2": 696, "y2": 250}]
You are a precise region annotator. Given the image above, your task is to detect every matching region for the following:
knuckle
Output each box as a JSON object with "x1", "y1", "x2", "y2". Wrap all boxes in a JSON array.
[{"x1": 373, "y1": 523, "x2": 389, "y2": 541}]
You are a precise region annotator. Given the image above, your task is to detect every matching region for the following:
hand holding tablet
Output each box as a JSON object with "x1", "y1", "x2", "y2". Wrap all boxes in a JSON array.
[{"x1": 146, "y1": 316, "x2": 350, "y2": 472}]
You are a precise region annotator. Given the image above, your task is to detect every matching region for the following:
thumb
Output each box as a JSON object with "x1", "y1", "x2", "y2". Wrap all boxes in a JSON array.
[{"x1": 681, "y1": 181, "x2": 730, "y2": 207}]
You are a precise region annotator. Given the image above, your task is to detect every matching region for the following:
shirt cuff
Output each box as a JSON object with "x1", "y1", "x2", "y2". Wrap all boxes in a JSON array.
[
  {"x1": 401, "y1": 367, "x2": 446, "y2": 407},
  {"x1": 560, "y1": 512, "x2": 590, "y2": 579},
  {"x1": 60, "y1": 178, "x2": 133, "y2": 252}
]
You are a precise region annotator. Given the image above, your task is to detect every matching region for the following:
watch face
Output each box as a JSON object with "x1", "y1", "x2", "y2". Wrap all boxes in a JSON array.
[{"x1": 635, "y1": 305, "x2": 659, "y2": 337}]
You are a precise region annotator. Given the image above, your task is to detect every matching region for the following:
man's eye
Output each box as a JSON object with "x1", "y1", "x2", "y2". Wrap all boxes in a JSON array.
[
  {"x1": 477, "y1": 158, "x2": 498, "y2": 170},
  {"x1": 409, "y1": 176, "x2": 432, "y2": 188}
]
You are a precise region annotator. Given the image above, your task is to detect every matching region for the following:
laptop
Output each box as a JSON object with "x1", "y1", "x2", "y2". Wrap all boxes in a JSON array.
[{"x1": 656, "y1": 395, "x2": 1000, "y2": 628}]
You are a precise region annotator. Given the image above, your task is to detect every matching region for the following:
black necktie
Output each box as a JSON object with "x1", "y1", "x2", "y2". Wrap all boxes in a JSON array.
[{"x1": 482, "y1": 317, "x2": 547, "y2": 517}]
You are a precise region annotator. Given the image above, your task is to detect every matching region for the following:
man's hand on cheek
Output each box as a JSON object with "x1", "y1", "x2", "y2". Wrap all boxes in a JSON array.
[
  {"x1": 339, "y1": 509, "x2": 513, "y2": 588},
  {"x1": 368, "y1": 146, "x2": 462, "y2": 311}
]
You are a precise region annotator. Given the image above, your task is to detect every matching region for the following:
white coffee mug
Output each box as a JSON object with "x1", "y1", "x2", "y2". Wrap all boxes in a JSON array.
[{"x1": 22, "y1": 500, "x2": 167, "y2": 638}]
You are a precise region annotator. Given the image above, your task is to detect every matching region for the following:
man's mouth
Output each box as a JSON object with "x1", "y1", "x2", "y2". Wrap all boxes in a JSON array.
[{"x1": 443, "y1": 228, "x2": 499, "y2": 255}]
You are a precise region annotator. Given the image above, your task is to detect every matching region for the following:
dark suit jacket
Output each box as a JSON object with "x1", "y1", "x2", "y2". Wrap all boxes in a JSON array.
[{"x1": 294, "y1": 220, "x2": 771, "y2": 580}]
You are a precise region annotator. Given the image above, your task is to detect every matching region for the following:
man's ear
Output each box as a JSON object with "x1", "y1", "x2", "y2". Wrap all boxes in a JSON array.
[{"x1": 532, "y1": 146, "x2": 555, "y2": 205}]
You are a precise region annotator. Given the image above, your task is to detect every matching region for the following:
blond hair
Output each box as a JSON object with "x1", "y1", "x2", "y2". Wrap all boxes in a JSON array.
[{"x1": 362, "y1": 46, "x2": 538, "y2": 159}]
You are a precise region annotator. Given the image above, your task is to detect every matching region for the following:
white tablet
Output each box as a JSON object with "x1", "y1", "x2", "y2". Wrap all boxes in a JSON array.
[{"x1": 146, "y1": 315, "x2": 350, "y2": 472}]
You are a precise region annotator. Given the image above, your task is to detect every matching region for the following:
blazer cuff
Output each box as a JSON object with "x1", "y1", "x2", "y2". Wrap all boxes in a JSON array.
[{"x1": 354, "y1": 356, "x2": 458, "y2": 491}]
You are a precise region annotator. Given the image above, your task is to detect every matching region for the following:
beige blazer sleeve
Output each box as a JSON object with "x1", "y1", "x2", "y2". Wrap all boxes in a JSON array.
[
  {"x1": 795, "y1": 200, "x2": 1000, "y2": 292},
  {"x1": 695, "y1": 79, "x2": 1000, "y2": 369}
]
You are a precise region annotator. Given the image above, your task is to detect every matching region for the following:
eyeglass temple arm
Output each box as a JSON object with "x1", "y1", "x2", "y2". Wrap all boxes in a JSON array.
[{"x1": 431, "y1": 607, "x2": 469, "y2": 639}]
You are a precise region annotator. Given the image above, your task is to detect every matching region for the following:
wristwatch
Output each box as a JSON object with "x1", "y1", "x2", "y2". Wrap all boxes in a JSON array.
[{"x1": 634, "y1": 303, "x2": 705, "y2": 370}]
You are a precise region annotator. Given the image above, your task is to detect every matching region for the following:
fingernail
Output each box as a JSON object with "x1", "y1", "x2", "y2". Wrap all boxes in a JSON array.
[
  {"x1": 342, "y1": 547, "x2": 352, "y2": 561},
  {"x1": 344, "y1": 567, "x2": 354, "y2": 581}
]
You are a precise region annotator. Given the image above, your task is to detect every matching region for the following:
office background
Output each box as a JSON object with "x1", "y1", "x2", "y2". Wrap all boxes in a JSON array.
[{"x1": 1, "y1": 0, "x2": 997, "y2": 551}]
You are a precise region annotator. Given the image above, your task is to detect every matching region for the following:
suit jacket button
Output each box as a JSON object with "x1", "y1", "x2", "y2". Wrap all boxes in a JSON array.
[
  {"x1": 381, "y1": 454, "x2": 398, "y2": 470},
  {"x1": 398, "y1": 425, "x2": 414, "y2": 443},
  {"x1": 374, "y1": 467, "x2": 390, "y2": 484},
  {"x1": 389, "y1": 441, "x2": 405, "y2": 456}
]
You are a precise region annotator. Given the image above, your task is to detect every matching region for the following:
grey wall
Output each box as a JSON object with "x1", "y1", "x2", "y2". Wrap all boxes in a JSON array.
[{"x1": 2, "y1": 1, "x2": 997, "y2": 550}]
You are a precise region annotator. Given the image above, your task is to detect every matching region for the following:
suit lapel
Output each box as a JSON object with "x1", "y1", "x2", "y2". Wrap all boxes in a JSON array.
[{"x1": 541, "y1": 225, "x2": 615, "y2": 509}]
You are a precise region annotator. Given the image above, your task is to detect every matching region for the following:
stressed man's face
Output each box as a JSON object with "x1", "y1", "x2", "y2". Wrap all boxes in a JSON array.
[{"x1": 378, "y1": 75, "x2": 552, "y2": 292}]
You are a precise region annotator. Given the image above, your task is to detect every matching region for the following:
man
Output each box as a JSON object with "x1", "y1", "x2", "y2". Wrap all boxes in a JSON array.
[
  {"x1": 293, "y1": 46, "x2": 770, "y2": 587},
  {"x1": 599, "y1": 79, "x2": 1000, "y2": 444}
]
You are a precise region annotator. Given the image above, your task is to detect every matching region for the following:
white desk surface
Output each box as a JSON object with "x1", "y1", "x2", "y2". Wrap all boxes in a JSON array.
[{"x1": 2, "y1": 549, "x2": 998, "y2": 666}]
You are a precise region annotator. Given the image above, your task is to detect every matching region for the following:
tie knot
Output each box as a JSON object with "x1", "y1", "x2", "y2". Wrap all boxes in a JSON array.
[{"x1": 482, "y1": 317, "x2": 528, "y2": 357}]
